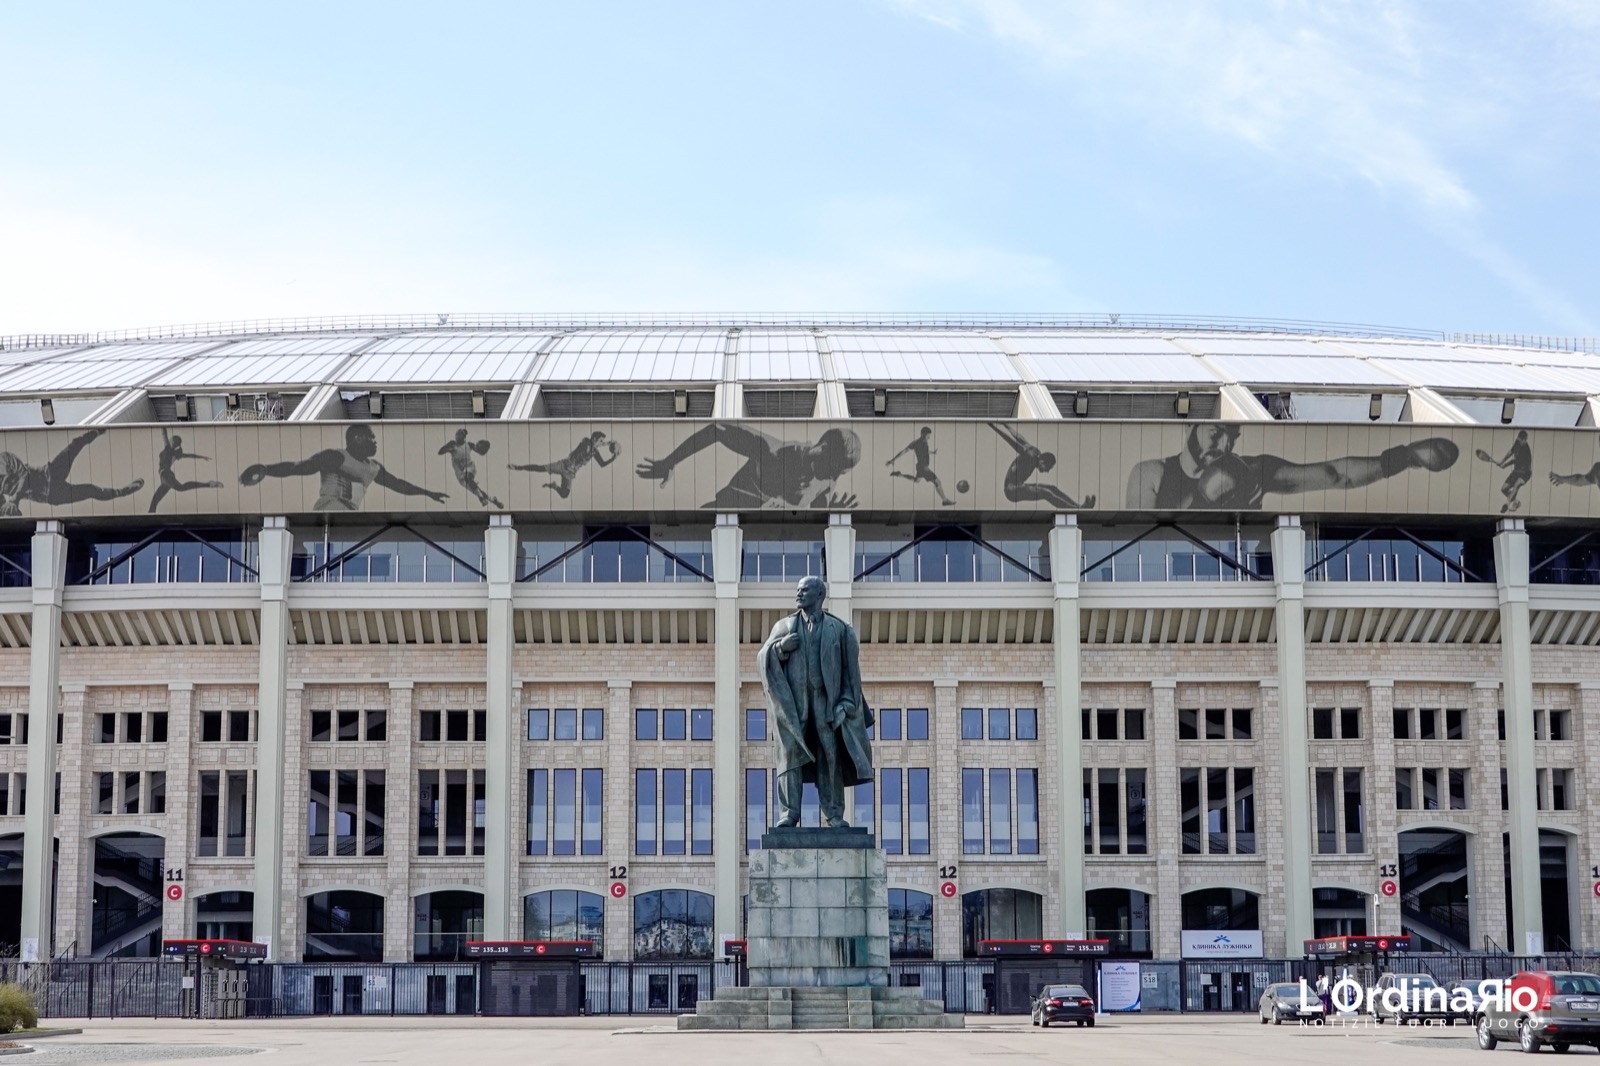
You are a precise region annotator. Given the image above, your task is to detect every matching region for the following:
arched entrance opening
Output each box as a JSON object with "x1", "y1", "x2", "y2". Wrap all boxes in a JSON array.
[
  {"x1": 1399, "y1": 828, "x2": 1469, "y2": 952},
  {"x1": 194, "y1": 890, "x2": 253, "y2": 941},
  {"x1": 91, "y1": 832, "x2": 163, "y2": 958},
  {"x1": 960, "y1": 887, "x2": 1043, "y2": 958},
  {"x1": 1086, "y1": 888, "x2": 1152, "y2": 956},
  {"x1": 1313, "y1": 887, "x2": 1369, "y2": 938},
  {"x1": 414, "y1": 890, "x2": 483, "y2": 961},
  {"x1": 1503, "y1": 830, "x2": 1574, "y2": 951},
  {"x1": 1180, "y1": 888, "x2": 1261, "y2": 1012},
  {"x1": 304, "y1": 890, "x2": 384, "y2": 961}
]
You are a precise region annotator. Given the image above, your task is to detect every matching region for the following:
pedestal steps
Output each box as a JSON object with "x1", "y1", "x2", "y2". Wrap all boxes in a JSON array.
[{"x1": 678, "y1": 986, "x2": 963, "y2": 1030}]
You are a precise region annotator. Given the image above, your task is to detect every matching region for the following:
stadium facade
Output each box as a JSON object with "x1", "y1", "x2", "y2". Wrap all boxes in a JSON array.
[{"x1": 0, "y1": 314, "x2": 1596, "y2": 979}]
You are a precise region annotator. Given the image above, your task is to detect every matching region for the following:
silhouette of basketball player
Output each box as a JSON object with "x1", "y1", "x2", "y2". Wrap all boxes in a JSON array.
[{"x1": 439, "y1": 429, "x2": 502, "y2": 508}]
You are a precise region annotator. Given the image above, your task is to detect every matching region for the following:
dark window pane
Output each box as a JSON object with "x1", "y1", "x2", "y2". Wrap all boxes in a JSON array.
[
  {"x1": 582, "y1": 708, "x2": 604, "y2": 741},
  {"x1": 690, "y1": 708, "x2": 712, "y2": 741},
  {"x1": 1097, "y1": 708, "x2": 1118, "y2": 740},
  {"x1": 906, "y1": 708, "x2": 929, "y2": 741},
  {"x1": 1123, "y1": 708, "x2": 1145, "y2": 741},
  {"x1": 988, "y1": 708, "x2": 1010, "y2": 741},
  {"x1": 337, "y1": 710, "x2": 360, "y2": 742},
  {"x1": 663, "y1": 709, "x2": 686, "y2": 741},
  {"x1": 961, "y1": 708, "x2": 982, "y2": 741},
  {"x1": 1015, "y1": 708, "x2": 1037, "y2": 741},
  {"x1": 526, "y1": 708, "x2": 549, "y2": 741},
  {"x1": 879, "y1": 708, "x2": 902, "y2": 741},
  {"x1": 745, "y1": 708, "x2": 767, "y2": 741},
  {"x1": 310, "y1": 710, "x2": 331, "y2": 743},
  {"x1": 635, "y1": 708, "x2": 657, "y2": 741},
  {"x1": 553, "y1": 708, "x2": 577, "y2": 742}
]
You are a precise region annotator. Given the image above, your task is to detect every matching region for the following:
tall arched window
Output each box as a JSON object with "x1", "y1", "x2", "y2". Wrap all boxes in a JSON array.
[
  {"x1": 304, "y1": 890, "x2": 384, "y2": 962},
  {"x1": 889, "y1": 888, "x2": 933, "y2": 959},
  {"x1": 524, "y1": 889, "x2": 605, "y2": 945},
  {"x1": 633, "y1": 889, "x2": 713, "y2": 959}
]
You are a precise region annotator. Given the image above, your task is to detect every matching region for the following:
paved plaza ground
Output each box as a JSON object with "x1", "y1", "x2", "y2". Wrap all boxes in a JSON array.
[{"x1": 7, "y1": 1014, "x2": 1507, "y2": 1065}]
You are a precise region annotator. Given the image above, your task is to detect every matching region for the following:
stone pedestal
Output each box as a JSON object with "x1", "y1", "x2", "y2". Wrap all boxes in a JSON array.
[
  {"x1": 679, "y1": 827, "x2": 963, "y2": 1030},
  {"x1": 748, "y1": 827, "x2": 889, "y2": 987}
]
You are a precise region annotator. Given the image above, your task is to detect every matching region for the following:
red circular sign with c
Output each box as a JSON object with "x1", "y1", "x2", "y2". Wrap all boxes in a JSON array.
[
  {"x1": 939, "y1": 882, "x2": 957, "y2": 898},
  {"x1": 610, "y1": 881, "x2": 627, "y2": 898},
  {"x1": 166, "y1": 884, "x2": 184, "y2": 902}
]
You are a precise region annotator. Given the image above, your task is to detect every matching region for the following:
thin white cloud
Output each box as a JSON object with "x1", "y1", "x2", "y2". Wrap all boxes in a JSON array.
[{"x1": 893, "y1": 0, "x2": 1597, "y2": 333}]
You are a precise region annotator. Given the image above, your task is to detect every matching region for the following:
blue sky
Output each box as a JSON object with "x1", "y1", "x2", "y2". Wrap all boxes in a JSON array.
[{"x1": 2, "y1": 1, "x2": 1597, "y2": 335}]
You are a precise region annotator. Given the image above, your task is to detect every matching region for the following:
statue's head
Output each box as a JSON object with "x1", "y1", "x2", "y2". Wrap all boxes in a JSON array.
[{"x1": 795, "y1": 575, "x2": 826, "y2": 610}]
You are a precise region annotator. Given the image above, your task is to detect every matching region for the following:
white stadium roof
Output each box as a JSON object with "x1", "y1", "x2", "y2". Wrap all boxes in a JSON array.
[{"x1": 0, "y1": 315, "x2": 1595, "y2": 426}]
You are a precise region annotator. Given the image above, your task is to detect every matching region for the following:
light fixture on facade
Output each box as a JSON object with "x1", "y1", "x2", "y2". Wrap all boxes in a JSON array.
[
  {"x1": 1369, "y1": 393, "x2": 1383, "y2": 421},
  {"x1": 673, "y1": 389, "x2": 688, "y2": 416},
  {"x1": 225, "y1": 393, "x2": 240, "y2": 411},
  {"x1": 174, "y1": 394, "x2": 192, "y2": 421},
  {"x1": 873, "y1": 389, "x2": 887, "y2": 416},
  {"x1": 1174, "y1": 391, "x2": 1191, "y2": 418},
  {"x1": 472, "y1": 390, "x2": 486, "y2": 417},
  {"x1": 1501, "y1": 397, "x2": 1516, "y2": 424},
  {"x1": 1074, "y1": 390, "x2": 1090, "y2": 417},
  {"x1": 368, "y1": 393, "x2": 383, "y2": 418},
  {"x1": 40, "y1": 398, "x2": 55, "y2": 425}
]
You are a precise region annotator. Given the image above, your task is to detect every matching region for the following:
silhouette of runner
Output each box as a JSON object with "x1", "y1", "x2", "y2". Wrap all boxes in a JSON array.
[
  {"x1": 509, "y1": 430, "x2": 619, "y2": 498},
  {"x1": 886, "y1": 426, "x2": 954, "y2": 505},
  {"x1": 148, "y1": 428, "x2": 223, "y2": 513},
  {"x1": 635, "y1": 424, "x2": 860, "y2": 509},
  {"x1": 240, "y1": 424, "x2": 447, "y2": 511},
  {"x1": 1476, "y1": 431, "x2": 1532, "y2": 513},
  {"x1": 439, "y1": 429, "x2": 502, "y2": 508},
  {"x1": 989, "y1": 423, "x2": 1094, "y2": 509},
  {"x1": 0, "y1": 429, "x2": 144, "y2": 515}
]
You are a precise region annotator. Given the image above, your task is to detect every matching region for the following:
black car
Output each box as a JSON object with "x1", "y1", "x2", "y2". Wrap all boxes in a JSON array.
[{"x1": 1031, "y1": 983, "x2": 1097, "y2": 1028}]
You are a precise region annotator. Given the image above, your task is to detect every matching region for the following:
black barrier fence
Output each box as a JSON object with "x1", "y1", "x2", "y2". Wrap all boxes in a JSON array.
[{"x1": 13, "y1": 954, "x2": 1594, "y2": 1018}]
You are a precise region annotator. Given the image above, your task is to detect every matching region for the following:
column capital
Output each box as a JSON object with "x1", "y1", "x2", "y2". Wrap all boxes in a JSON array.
[
  {"x1": 1054, "y1": 513, "x2": 1077, "y2": 528},
  {"x1": 933, "y1": 678, "x2": 959, "y2": 690},
  {"x1": 32, "y1": 520, "x2": 63, "y2": 535},
  {"x1": 1150, "y1": 678, "x2": 1176, "y2": 690},
  {"x1": 607, "y1": 679, "x2": 634, "y2": 691},
  {"x1": 1496, "y1": 518, "x2": 1527, "y2": 535},
  {"x1": 388, "y1": 680, "x2": 414, "y2": 691},
  {"x1": 60, "y1": 682, "x2": 87, "y2": 694},
  {"x1": 1474, "y1": 680, "x2": 1502, "y2": 691},
  {"x1": 828, "y1": 513, "x2": 852, "y2": 527},
  {"x1": 166, "y1": 682, "x2": 194, "y2": 692},
  {"x1": 1367, "y1": 678, "x2": 1395, "y2": 690}
]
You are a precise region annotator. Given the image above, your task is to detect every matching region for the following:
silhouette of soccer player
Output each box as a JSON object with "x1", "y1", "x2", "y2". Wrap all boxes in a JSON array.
[
  {"x1": 509, "y1": 430, "x2": 619, "y2": 499},
  {"x1": 439, "y1": 429, "x2": 502, "y2": 508},
  {"x1": 1476, "y1": 431, "x2": 1532, "y2": 513},
  {"x1": 148, "y1": 428, "x2": 223, "y2": 513},
  {"x1": 635, "y1": 424, "x2": 861, "y2": 509},
  {"x1": 989, "y1": 423, "x2": 1094, "y2": 509},
  {"x1": 0, "y1": 429, "x2": 144, "y2": 516},
  {"x1": 887, "y1": 426, "x2": 954, "y2": 505},
  {"x1": 239, "y1": 424, "x2": 447, "y2": 511}
]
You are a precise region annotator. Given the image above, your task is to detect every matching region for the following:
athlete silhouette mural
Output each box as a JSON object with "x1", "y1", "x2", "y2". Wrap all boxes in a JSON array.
[
  {"x1": 635, "y1": 424, "x2": 861, "y2": 509},
  {"x1": 509, "y1": 430, "x2": 619, "y2": 499},
  {"x1": 1477, "y1": 431, "x2": 1532, "y2": 513},
  {"x1": 989, "y1": 423, "x2": 1095, "y2": 509},
  {"x1": 439, "y1": 428, "x2": 502, "y2": 509},
  {"x1": 148, "y1": 428, "x2": 224, "y2": 513},
  {"x1": 239, "y1": 424, "x2": 448, "y2": 511},
  {"x1": 1126, "y1": 423, "x2": 1460, "y2": 509},
  {"x1": 0, "y1": 429, "x2": 144, "y2": 516},
  {"x1": 886, "y1": 427, "x2": 954, "y2": 505}
]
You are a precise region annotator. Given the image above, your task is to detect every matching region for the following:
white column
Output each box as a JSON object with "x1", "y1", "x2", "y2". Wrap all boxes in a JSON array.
[
  {"x1": 1271, "y1": 516, "x2": 1314, "y2": 954},
  {"x1": 20, "y1": 521, "x2": 66, "y2": 961},
  {"x1": 1048, "y1": 516, "x2": 1086, "y2": 937},
  {"x1": 823, "y1": 514, "x2": 854, "y2": 620},
  {"x1": 1495, "y1": 519, "x2": 1544, "y2": 953},
  {"x1": 711, "y1": 515, "x2": 743, "y2": 953},
  {"x1": 251, "y1": 517, "x2": 292, "y2": 959},
  {"x1": 483, "y1": 515, "x2": 518, "y2": 940}
]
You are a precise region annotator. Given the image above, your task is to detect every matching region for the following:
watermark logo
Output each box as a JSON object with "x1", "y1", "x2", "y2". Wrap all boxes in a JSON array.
[{"x1": 1303, "y1": 978, "x2": 1535, "y2": 1016}]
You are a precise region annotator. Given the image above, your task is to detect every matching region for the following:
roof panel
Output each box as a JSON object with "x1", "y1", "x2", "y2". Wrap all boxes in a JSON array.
[
  {"x1": 1184, "y1": 337, "x2": 1335, "y2": 357},
  {"x1": 1026, "y1": 351, "x2": 1222, "y2": 384},
  {"x1": 221, "y1": 335, "x2": 380, "y2": 357},
  {"x1": 339, "y1": 348, "x2": 538, "y2": 384},
  {"x1": 145, "y1": 352, "x2": 352, "y2": 388},
  {"x1": 827, "y1": 333, "x2": 1015, "y2": 381},
  {"x1": 1205, "y1": 353, "x2": 1407, "y2": 387},
  {"x1": 52, "y1": 341, "x2": 220, "y2": 362},
  {"x1": 0, "y1": 357, "x2": 182, "y2": 391},
  {"x1": 1370, "y1": 357, "x2": 1580, "y2": 393},
  {"x1": 361, "y1": 332, "x2": 555, "y2": 356},
  {"x1": 1342, "y1": 341, "x2": 1502, "y2": 362},
  {"x1": 1002, "y1": 334, "x2": 1191, "y2": 356},
  {"x1": 551, "y1": 330, "x2": 727, "y2": 356},
  {"x1": 538, "y1": 345, "x2": 723, "y2": 382}
]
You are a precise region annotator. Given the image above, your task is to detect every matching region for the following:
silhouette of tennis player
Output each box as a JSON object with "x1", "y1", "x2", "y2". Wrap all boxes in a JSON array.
[
  {"x1": 439, "y1": 429, "x2": 502, "y2": 508},
  {"x1": 636, "y1": 424, "x2": 861, "y2": 509},
  {"x1": 989, "y1": 423, "x2": 1095, "y2": 509},
  {"x1": 148, "y1": 428, "x2": 223, "y2": 513},
  {"x1": 1477, "y1": 431, "x2": 1532, "y2": 513},
  {"x1": 0, "y1": 429, "x2": 144, "y2": 516},
  {"x1": 239, "y1": 424, "x2": 447, "y2": 511},
  {"x1": 887, "y1": 426, "x2": 954, "y2": 505},
  {"x1": 509, "y1": 430, "x2": 619, "y2": 499},
  {"x1": 1126, "y1": 423, "x2": 1459, "y2": 509}
]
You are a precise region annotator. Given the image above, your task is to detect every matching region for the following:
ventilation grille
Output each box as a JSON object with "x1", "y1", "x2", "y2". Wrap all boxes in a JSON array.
[
  {"x1": 844, "y1": 389, "x2": 1018, "y2": 418},
  {"x1": 541, "y1": 390, "x2": 714, "y2": 418},
  {"x1": 743, "y1": 389, "x2": 817, "y2": 417},
  {"x1": 344, "y1": 391, "x2": 510, "y2": 420},
  {"x1": 1050, "y1": 390, "x2": 1220, "y2": 419}
]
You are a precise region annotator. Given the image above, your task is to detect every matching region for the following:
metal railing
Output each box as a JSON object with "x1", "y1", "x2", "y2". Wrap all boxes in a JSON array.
[
  {"x1": 2, "y1": 313, "x2": 1458, "y2": 350},
  {"x1": 1450, "y1": 333, "x2": 1599, "y2": 354}
]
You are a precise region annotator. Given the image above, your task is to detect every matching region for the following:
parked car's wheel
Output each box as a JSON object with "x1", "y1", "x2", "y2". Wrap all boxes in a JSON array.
[
  {"x1": 1259, "y1": 1013, "x2": 1268, "y2": 1025},
  {"x1": 1076, "y1": 1020, "x2": 1085, "y2": 1028},
  {"x1": 1273, "y1": 1007, "x2": 1284, "y2": 1026},
  {"x1": 1520, "y1": 1020, "x2": 1541, "y2": 1053},
  {"x1": 1086, "y1": 1017, "x2": 1095, "y2": 1028},
  {"x1": 1477, "y1": 1016, "x2": 1498, "y2": 1050}
]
